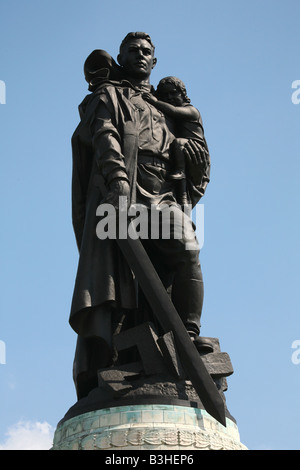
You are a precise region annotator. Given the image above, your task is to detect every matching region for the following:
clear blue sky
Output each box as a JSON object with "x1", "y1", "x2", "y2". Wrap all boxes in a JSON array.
[{"x1": 0, "y1": 0, "x2": 299, "y2": 450}]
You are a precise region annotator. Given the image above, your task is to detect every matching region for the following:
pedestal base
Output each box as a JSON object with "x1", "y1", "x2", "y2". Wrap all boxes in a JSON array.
[{"x1": 51, "y1": 404, "x2": 247, "y2": 450}]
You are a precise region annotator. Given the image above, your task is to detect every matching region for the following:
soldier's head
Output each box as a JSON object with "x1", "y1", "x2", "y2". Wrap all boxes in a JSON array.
[{"x1": 117, "y1": 32, "x2": 157, "y2": 81}]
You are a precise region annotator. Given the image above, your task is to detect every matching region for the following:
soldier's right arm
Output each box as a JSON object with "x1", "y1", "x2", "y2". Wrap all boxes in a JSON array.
[{"x1": 90, "y1": 98, "x2": 130, "y2": 187}]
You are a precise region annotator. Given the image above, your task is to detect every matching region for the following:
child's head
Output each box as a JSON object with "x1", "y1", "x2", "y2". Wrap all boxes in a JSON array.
[{"x1": 156, "y1": 76, "x2": 190, "y2": 106}]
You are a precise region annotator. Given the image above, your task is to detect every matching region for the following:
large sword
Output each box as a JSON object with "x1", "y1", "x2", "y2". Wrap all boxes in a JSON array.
[{"x1": 116, "y1": 225, "x2": 227, "y2": 427}]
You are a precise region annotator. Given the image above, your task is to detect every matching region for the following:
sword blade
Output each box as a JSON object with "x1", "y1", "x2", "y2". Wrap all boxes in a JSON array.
[{"x1": 117, "y1": 235, "x2": 226, "y2": 427}]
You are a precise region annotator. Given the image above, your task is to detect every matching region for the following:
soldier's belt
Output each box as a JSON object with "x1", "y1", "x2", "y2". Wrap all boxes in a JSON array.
[{"x1": 138, "y1": 154, "x2": 171, "y2": 170}]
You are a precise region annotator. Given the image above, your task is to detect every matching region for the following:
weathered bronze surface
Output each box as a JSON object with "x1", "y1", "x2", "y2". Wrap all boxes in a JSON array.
[{"x1": 68, "y1": 32, "x2": 231, "y2": 426}]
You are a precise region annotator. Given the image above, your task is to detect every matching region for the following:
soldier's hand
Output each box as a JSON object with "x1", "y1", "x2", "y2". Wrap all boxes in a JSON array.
[
  {"x1": 183, "y1": 140, "x2": 208, "y2": 169},
  {"x1": 105, "y1": 179, "x2": 130, "y2": 210},
  {"x1": 183, "y1": 140, "x2": 210, "y2": 186}
]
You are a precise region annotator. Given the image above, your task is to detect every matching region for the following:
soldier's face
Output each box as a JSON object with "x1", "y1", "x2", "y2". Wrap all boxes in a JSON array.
[{"x1": 118, "y1": 39, "x2": 157, "y2": 79}]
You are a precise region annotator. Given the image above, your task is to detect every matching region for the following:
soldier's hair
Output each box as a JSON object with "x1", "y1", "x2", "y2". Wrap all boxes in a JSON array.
[
  {"x1": 119, "y1": 32, "x2": 155, "y2": 53},
  {"x1": 156, "y1": 76, "x2": 191, "y2": 103}
]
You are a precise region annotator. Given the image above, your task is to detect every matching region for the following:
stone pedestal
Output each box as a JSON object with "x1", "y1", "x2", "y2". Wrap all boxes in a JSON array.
[
  {"x1": 51, "y1": 404, "x2": 247, "y2": 450},
  {"x1": 52, "y1": 325, "x2": 247, "y2": 450}
]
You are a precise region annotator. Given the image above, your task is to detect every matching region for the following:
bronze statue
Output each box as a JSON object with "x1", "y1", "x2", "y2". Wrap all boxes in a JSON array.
[{"x1": 70, "y1": 32, "x2": 211, "y2": 403}]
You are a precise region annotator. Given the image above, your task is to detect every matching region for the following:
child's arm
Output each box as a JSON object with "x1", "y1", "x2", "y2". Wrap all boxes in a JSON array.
[{"x1": 142, "y1": 93, "x2": 199, "y2": 121}]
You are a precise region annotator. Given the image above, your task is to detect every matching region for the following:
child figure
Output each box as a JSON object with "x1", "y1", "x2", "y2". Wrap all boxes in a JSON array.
[{"x1": 143, "y1": 76, "x2": 206, "y2": 206}]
